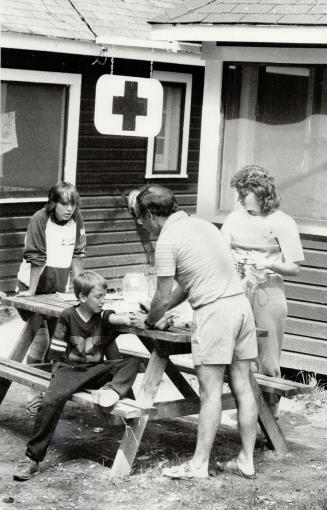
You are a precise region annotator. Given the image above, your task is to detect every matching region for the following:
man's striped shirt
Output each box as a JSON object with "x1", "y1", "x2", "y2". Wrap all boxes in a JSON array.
[{"x1": 155, "y1": 211, "x2": 243, "y2": 309}]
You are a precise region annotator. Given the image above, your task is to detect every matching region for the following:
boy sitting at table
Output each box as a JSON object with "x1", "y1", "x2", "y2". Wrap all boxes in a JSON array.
[{"x1": 14, "y1": 270, "x2": 139, "y2": 481}]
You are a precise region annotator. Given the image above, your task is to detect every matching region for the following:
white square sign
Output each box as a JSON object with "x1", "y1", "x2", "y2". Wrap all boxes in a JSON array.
[{"x1": 94, "y1": 74, "x2": 163, "y2": 137}]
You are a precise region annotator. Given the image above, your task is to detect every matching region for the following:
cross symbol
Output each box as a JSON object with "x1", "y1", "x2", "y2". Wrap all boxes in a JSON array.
[{"x1": 112, "y1": 81, "x2": 148, "y2": 131}]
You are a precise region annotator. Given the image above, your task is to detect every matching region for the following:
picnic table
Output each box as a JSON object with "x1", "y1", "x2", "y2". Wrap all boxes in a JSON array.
[{"x1": 0, "y1": 294, "x2": 311, "y2": 478}]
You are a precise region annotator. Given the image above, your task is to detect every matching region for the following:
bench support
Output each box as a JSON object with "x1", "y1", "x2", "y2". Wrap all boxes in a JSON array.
[
  {"x1": 250, "y1": 372, "x2": 289, "y2": 454},
  {"x1": 109, "y1": 346, "x2": 168, "y2": 478},
  {"x1": 0, "y1": 314, "x2": 43, "y2": 405}
]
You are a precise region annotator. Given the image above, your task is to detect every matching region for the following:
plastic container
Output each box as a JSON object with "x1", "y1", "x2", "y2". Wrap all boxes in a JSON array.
[{"x1": 122, "y1": 273, "x2": 149, "y2": 305}]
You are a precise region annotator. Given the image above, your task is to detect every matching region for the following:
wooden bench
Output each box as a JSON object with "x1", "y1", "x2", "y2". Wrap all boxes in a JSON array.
[
  {"x1": 119, "y1": 348, "x2": 314, "y2": 400},
  {"x1": 0, "y1": 357, "x2": 202, "y2": 424},
  {"x1": 3, "y1": 348, "x2": 312, "y2": 427}
]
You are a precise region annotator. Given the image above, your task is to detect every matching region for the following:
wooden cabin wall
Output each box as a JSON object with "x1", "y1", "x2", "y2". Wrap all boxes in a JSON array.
[
  {"x1": 0, "y1": 49, "x2": 203, "y2": 294},
  {"x1": 282, "y1": 234, "x2": 327, "y2": 376},
  {"x1": 2, "y1": 49, "x2": 326, "y2": 375}
]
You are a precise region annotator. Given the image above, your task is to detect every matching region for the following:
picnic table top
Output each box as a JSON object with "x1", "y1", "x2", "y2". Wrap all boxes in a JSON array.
[{"x1": 2, "y1": 293, "x2": 192, "y2": 344}]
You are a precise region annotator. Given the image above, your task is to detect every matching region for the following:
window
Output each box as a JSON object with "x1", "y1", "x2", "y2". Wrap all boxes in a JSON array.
[
  {"x1": 219, "y1": 63, "x2": 327, "y2": 225},
  {"x1": 146, "y1": 71, "x2": 192, "y2": 178},
  {"x1": 0, "y1": 69, "x2": 81, "y2": 202}
]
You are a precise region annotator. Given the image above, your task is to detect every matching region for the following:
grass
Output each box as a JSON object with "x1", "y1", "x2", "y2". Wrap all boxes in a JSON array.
[{"x1": 292, "y1": 370, "x2": 327, "y2": 416}]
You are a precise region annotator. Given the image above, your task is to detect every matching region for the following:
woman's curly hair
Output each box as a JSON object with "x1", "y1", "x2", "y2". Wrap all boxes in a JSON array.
[{"x1": 231, "y1": 165, "x2": 280, "y2": 215}]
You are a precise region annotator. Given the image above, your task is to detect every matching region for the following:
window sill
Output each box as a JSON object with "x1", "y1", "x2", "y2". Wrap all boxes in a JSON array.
[
  {"x1": 145, "y1": 174, "x2": 188, "y2": 179},
  {"x1": 0, "y1": 197, "x2": 47, "y2": 204}
]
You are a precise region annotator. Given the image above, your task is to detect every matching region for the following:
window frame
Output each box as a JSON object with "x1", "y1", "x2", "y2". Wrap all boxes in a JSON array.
[
  {"x1": 196, "y1": 45, "x2": 327, "y2": 235},
  {"x1": 145, "y1": 71, "x2": 192, "y2": 179},
  {"x1": 0, "y1": 68, "x2": 82, "y2": 203}
]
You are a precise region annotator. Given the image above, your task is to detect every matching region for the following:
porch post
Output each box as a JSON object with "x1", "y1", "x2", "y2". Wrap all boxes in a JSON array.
[{"x1": 196, "y1": 48, "x2": 223, "y2": 220}]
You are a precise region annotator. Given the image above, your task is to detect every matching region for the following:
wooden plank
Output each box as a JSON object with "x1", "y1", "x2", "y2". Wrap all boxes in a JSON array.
[
  {"x1": 86, "y1": 253, "x2": 149, "y2": 269},
  {"x1": 87, "y1": 242, "x2": 146, "y2": 257},
  {"x1": 121, "y1": 349, "x2": 312, "y2": 397},
  {"x1": 302, "y1": 249, "x2": 327, "y2": 268},
  {"x1": 284, "y1": 282, "x2": 327, "y2": 304},
  {"x1": 85, "y1": 219, "x2": 137, "y2": 232},
  {"x1": 251, "y1": 376, "x2": 312, "y2": 397},
  {"x1": 301, "y1": 237, "x2": 327, "y2": 251},
  {"x1": 0, "y1": 365, "x2": 49, "y2": 391},
  {"x1": 81, "y1": 194, "x2": 196, "y2": 209},
  {"x1": 0, "y1": 247, "x2": 23, "y2": 262},
  {"x1": 164, "y1": 359, "x2": 199, "y2": 400},
  {"x1": 285, "y1": 267, "x2": 327, "y2": 287},
  {"x1": 152, "y1": 399, "x2": 200, "y2": 419},
  {"x1": 1, "y1": 297, "x2": 191, "y2": 344},
  {"x1": 287, "y1": 300, "x2": 327, "y2": 322},
  {"x1": 283, "y1": 334, "x2": 327, "y2": 358},
  {"x1": 0, "y1": 217, "x2": 29, "y2": 231},
  {"x1": 8, "y1": 315, "x2": 45, "y2": 361},
  {"x1": 0, "y1": 262, "x2": 21, "y2": 277},
  {"x1": 0, "y1": 361, "x2": 156, "y2": 419},
  {"x1": 249, "y1": 372, "x2": 289, "y2": 454},
  {"x1": 285, "y1": 317, "x2": 327, "y2": 340},
  {"x1": 281, "y1": 351, "x2": 327, "y2": 375},
  {"x1": 0, "y1": 232, "x2": 25, "y2": 247}
]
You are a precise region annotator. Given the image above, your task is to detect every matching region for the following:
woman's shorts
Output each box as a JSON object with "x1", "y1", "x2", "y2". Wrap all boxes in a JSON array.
[{"x1": 191, "y1": 293, "x2": 258, "y2": 366}]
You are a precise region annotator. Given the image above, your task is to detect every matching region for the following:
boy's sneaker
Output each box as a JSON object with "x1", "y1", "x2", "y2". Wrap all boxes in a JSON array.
[
  {"x1": 13, "y1": 457, "x2": 39, "y2": 481},
  {"x1": 94, "y1": 388, "x2": 119, "y2": 407}
]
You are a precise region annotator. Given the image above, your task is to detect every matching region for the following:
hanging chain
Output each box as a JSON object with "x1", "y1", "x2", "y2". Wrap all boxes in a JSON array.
[
  {"x1": 110, "y1": 46, "x2": 114, "y2": 75},
  {"x1": 150, "y1": 47, "x2": 154, "y2": 78}
]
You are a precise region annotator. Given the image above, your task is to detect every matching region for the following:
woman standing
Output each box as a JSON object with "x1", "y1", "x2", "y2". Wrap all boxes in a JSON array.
[
  {"x1": 17, "y1": 181, "x2": 87, "y2": 415},
  {"x1": 221, "y1": 166, "x2": 304, "y2": 415}
]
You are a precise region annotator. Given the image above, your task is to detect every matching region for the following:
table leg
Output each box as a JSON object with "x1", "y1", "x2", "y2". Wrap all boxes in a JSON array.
[
  {"x1": 109, "y1": 348, "x2": 168, "y2": 479},
  {"x1": 164, "y1": 359, "x2": 199, "y2": 400},
  {"x1": 0, "y1": 314, "x2": 42, "y2": 405},
  {"x1": 249, "y1": 372, "x2": 289, "y2": 454}
]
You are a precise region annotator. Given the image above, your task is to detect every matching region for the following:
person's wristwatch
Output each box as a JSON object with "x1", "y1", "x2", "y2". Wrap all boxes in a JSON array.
[{"x1": 144, "y1": 318, "x2": 156, "y2": 329}]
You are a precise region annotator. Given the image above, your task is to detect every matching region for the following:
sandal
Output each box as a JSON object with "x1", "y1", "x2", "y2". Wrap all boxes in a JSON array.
[
  {"x1": 26, "y1": 393, "x2": 44, "y2": 417},
  {"x1": 216, "y1": 458, "x2": 256, "y2": 480},
  {"x1": 162, "y1": 461, "x2": 208, "y2": 479}
]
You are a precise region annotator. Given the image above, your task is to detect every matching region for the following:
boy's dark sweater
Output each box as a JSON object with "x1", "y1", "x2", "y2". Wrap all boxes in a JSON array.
[{"x1": 49, "y1": 306, "x2": 117, "y2": 366}]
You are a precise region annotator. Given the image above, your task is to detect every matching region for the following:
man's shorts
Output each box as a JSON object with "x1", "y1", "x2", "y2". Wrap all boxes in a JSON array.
[{"x1": 191, "y1": 293, "x2": 258, "y2": 366}]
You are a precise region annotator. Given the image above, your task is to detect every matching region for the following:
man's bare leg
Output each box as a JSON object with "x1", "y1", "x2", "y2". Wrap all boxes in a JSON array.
[
  {"x1": 228, "y1": 359, "x2": 257, "y2": 475},
  {"x1": 190, "y1": 364, "x2": 225, "y2": 472}
]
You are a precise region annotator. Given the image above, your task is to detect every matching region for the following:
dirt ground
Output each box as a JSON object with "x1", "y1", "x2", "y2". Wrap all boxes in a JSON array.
[{"x1": 0, "y1": 312, "x2": 327, "y2": 510}]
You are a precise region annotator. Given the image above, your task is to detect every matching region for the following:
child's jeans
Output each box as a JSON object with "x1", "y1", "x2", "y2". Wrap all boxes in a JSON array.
[{"x1": 26, "y1": 357, "x2": 139, "y2": 462}]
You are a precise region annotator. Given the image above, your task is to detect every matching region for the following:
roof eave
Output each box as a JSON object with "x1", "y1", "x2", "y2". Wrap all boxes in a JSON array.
[
  {"x1": 2, "y1": 31, "x2": 204, "y2": 65},
  {"x1": 151, "y1": 23, "x2": 327, "y2": 45},
  {"x1": 96, "y1": 35, "x2": 201, "y2": 54}
]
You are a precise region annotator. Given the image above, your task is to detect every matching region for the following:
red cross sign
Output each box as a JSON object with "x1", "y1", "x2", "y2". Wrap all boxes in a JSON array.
[{"x1": 94, "y1": 74, "x2": 163, "y2": 137}]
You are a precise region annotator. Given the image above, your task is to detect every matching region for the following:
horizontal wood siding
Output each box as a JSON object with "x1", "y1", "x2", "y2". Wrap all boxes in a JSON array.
[
  {"x1": 282, "y1": 234, "x2": 327, "y2": 375},
  {"x1": 0, "y1": 49, "x2": 203, "y2": 294}
]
